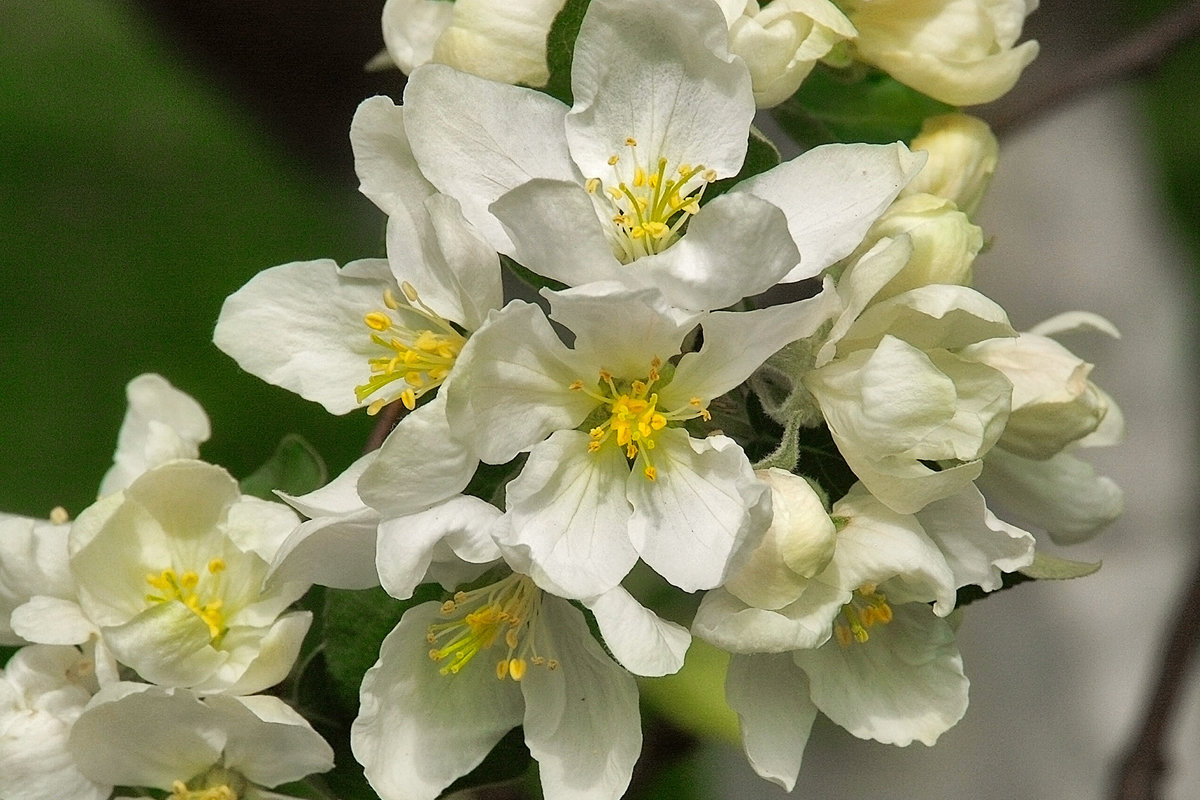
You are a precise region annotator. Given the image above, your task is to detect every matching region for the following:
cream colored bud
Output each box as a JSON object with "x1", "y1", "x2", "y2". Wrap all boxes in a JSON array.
[
  {"x1": 903, "y1": 113, "x2": 999, "y2": 216},
  {"x1": 725, "y1": 0, "x2": 857, "y2": 107},
  {"x1": 841, "y1": 0, "x2": 1038, "y2": 106},
  {"x1": 865, "y1": 193, "x2": 983, "y2": 299},
  {"x1": 724, "y1": 468, "x2": 837, "y2": 610},
  {"x1": 382, "y1": 0, "x2": 565, "y2": 85},
  {"x1": 963, "y1": 332, "x2": 1109, "y2": 460}
]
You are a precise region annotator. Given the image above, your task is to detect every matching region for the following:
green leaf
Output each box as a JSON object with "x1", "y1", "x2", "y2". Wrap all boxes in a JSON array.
[
  {"x1": 955, "y1": 551, "x2": 1101, "y2": 608},
  {"x1": 322, "y1": 584, "x2": 441, "y2": 712},
  {"x1": 1018, "y1": 550, "x2": 1103, "y2": 581},
  {"x1": 771, "y1": 66, "x2": 954, "y2": 149},
  {"x1": 706, "y1": 126, "x2": 782, "y2": 201},
  {"x1": 540, "y1": 0, "x2": 591, "y2": 104},
  {"x1": 239, "y1": 433, "x2": 328, "y2": 500},
  {"x1": 444, "y1": 727, "x2": 532, "y2": 796},
  {"x1": 502, "y1": 254, "x2": 568, "y2": 294}
]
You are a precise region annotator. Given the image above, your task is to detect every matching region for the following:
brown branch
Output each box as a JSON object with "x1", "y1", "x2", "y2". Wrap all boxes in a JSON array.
[
  {"x1": 989, "y1": 0, "x2": 1200, "y2": 135},
  {"x1": 363, "y1": 400, "x2": 405, "y2": 454},
  {"x1": 1112, "y1": 549, "x2": 1200, "y2": 800}
]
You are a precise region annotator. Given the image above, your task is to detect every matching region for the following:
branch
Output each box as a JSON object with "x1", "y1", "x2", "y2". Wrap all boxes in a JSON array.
[
  {"x1": 1112, "y1": 549, "x2": 1200, "y2": 800},
  {"x1": 363, "y1": 400, "x2": 405, "y2": 454},
  {"x1": 989, "y1": 0, "x2": 1200, "y2": 135}
]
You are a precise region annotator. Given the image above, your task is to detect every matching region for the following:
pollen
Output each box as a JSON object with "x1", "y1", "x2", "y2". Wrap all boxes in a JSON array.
[
  {"x1": 834, "y1": 585, "x2": 894, "y2": 647},
  {"x1": 426, "y1": 573, "x2": 554, "y2": 681},
  {"x1": 355, "y1": 285, "x2": 467, "y2": 415},
  {"x1": 586, "y1": 135, "x2": 713, "y2": 263},
  {"x1": 144, "y1": 559, "x2": 229, "y2": 644}
]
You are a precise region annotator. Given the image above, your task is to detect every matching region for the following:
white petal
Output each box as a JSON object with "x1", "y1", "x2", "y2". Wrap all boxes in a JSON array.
[
  {"x1": 0, "y1": 515, "x2": 73, "y2": 645},
  {"x1": 915, "y1": 484, "x2": 1034, "y2": 591},
  {"x1": 501, "y1": 431, "x2": 637, "y2": 599},
  {"x1": 631, "y1": 192, "x2": 800, "y2": 310},
  {"x1": 376, "y1": 495, "x2": 501, "y2": 600},
  {"x1": 279, "y1": 452, "x2": 373, "y2": 518},
  {"x1": 692, "y1": 583, "x2": 844, "y2": 654},
  {"x1": 222, "y1": 495, "x2": 302, "y2": 565},
  {"x1": 11, "y1": 596, "x2": 96, "y2": 645},
  {"x1": 794, "y1": 603, "x2": 968, "y2": 746},
  {"x1": 521, "y1": 596, "x2": 641, "y2": 800},
  {"x1": 99, "y1": 373, "x2": 211, "y2": 496},
  {"x1": 567, "y1": 0, "x2": 753, "y2": 181},
  {"x1": 192, "y1": 611, "x2": 311, "y2": 696},
  {"x1": 977, "y1": 447, "x2": 1124, "y2": 544},
  {"x1": 627, "y1": 431, "x2": 770, "y2": 592},
  {"x1": 661, "y1": 288, "x2": 839, "y2": 409},
  {"x1": 358, "y1": 391, "x2": 478, "y2": 517},
  {"x1": 352, "y1": 603, "x2": 524, "y2": 800},
  {"x1": 419, "y1": 193, "x2": 504, "y2": 331},
  {"x1": 585, "y1": 586, "x2": 689, "y2": 677},
  {"x1": 267, "y1": 507, "x2": 381, "y2": 590},
  {"x1": 68, "y1": 683, "x2": 224, "y2": 789},
  {"x1": 380, "y1": 0, "x2": 455, "y2": 72},
  {"x1": 214, "y1": 259, "x2": 395, "y2": 414},
  {"x1": 350, "y1": 95, "x2": 434, "y2": 216},
  {"x1": 445, "y1": 301, "x2": 593, "y2": 465},
  {"x1": 206, "y1": 694, "x2": 333, "y2": 786},
  {"x1": 545, "y1": 283, "x2": 700, "y2": 379},
  {"x1": 734, "y1": 142, "x2": 926, "y2": 281},
  {"x1": 726, "y1": 653, "x2": 817, "y2": 792},
  {"x1": 404, "y1": 64, "x2": 576, "y2": 252}
]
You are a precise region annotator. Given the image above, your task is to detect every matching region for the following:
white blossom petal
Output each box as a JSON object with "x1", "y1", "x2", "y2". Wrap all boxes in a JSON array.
[
  {"x1": 725, "y1": 653, "x2": 817, "y2": 792},
  {"x1": 585, "y1": 586, "x2": 689, "y2": 677}
]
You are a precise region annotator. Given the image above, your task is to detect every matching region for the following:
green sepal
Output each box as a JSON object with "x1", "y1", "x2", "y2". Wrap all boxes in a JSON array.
[
  {"x1": 238, "y1": 433, "x2": 327, "y2": 500},
  {"x1": 771, "y1": 65, "x2": 954, "y2": 149},
  {"x1": 956, "y1": 551, "x2": 1102, "y2": 608},
  {"x1": 540, "y1": 0, "x2": 591, "y2": 105}
]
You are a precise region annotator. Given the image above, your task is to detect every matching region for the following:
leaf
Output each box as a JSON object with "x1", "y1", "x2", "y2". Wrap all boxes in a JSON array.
[
  {"x1": 1018, "y1": 550, "x2": 1103, "y2": 581},
  {"x1": 771, "y1": 65, "x2": 954, "y2": 149},
  {"x1": 955, "y1": 551, "x2": 1101, "y2": 608},
  {"x1": 444, "y1": 727, "x2": 532, "y2": 796},
  {"x1": 707, "y1": 126, "x2": 781, "y2": 200},
  {"x1": 322, "y1": 584, "x2": 442, "y2": 712},
  {"x1": 239, "y1": 433, "x2": 327, "y2": 500},
  {"x1": 540, "y1": 0, "x2": 591, "y2": 105}
]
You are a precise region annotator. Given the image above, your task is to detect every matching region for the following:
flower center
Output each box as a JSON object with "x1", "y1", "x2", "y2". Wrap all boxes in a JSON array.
[
  {"x1": 169, "y1": 768, "x2": 247, "y2": 800},
  {"x1": 585, "y1": 137, "x2": 715, "y2": 263},
  {"x1": 569, "y1": 358, "x2": 710, "y2": 481},
  {"x1": 427, "y1": 573, "x2": 555, "y2": 681},
  {"x1": 144, "y1": 558, "x2": 227, "y2": 644},
  {"x1": 833, "y1": 584, "x2": 894, "y2": 647},
  {"x1": 355, "y1": 282, "x2": 467, "y2": 415}
]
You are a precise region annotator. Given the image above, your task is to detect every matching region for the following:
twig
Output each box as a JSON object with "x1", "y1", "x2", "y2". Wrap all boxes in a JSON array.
[
  {"x1": 1112, "y1": 550, "x2": 1200, "y2": 800},
  {"x1": 989, "y1": 0, "x2": 1200, "y2": 135},
  {"x1": 363, "y1": 401, "x2": 405, "y2": 454}
]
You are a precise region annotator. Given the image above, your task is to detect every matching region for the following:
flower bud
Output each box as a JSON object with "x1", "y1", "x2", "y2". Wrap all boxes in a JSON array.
[
  {"x1": 724, "y1": 0, "x2": 857, "y2": 107},
  {"x1": 723, "y1": 469, "x2": 837, "y2": 610},
  {"x1": 903, "y1": 113, "x2": 999, "y2": 217},
  {"x1": 841, "y1": 0, "x2": 1039, "y2": 106}
]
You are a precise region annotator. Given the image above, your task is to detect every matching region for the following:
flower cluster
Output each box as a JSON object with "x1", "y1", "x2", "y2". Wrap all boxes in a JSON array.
[{"x1": 3, "y1": 0, "x2": 1123, "y2": 799}]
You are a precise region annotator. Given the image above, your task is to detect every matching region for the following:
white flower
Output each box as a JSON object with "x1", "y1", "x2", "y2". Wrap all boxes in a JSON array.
[
  {"x1": 0, "y1": 645, "x2": 107, "y2": 800},
  {"x1": 3, "y1": 374, "x2": 207, "y2": 646},
  {"x1": 13, "y1": 460, "x2": 312, "y2": 695},
  {"x1": 380, "y1": 0, "x2": 566, "y2": 85},
  {"x1": 68, "y1": 682, "x2": 333, "y2": 799},
  {"x1": 352, "y1": 570, "x2": 643, "y2": 800},
  {"x1": 717, "y1": 0, "x2": 857, "y2": 107},
  {"x1": 840, "y1": 0, "x2": 1040, "y2": 105},
  {"x1": 700, "y1": 485, "x2": 968, "y2": 789},
  {"x1": 900, "y1": 112, "x2": 999, "y2": 216},
  {"x1": 402, "y1": 0, "x2": 923, "y2": 310},
  {"x1": 444, "y1": 283, "x2": 836, "y2": 598}
]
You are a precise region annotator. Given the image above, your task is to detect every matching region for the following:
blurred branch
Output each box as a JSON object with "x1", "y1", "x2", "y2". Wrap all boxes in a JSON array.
[
  {"x1": 990, "y1": 0, "x2": 1200, "y2": 135},
  {"x1": 1112, "y1": 550, "x2": 1200, "y2": 800},
  {"x1": 364, "y1": 401, "x2": 404, "y2": 454}
]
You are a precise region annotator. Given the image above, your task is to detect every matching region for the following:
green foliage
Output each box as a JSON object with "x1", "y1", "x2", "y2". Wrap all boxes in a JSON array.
[
  {"x1": 238, "y1": 434, "x2": 327, "y2": 500},
  {"x1": 771, "y1": 65, "x2": 954, "y2": 149},
  {"x1": 541, "y1": 0, "x2": 592, "y2": 104},
  {"x1": 794, "y1": 423, "x2": 859, "y2": 504},
  {"x1": 707, "y1": 126, "x2": 782, "y2": 200},
  {"x1": 956, "y1": 550, "x2": 1102, "y2": 608}
]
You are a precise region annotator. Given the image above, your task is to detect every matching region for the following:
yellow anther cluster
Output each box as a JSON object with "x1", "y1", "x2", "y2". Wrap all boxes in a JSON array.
[
  {"x1": 586, "y1": 137, "x2": 713, "y2": 262},
  {"x1": 144, "y1": 559, "x2": 228, "y2": 643},
  {"x1": 355, "y1": 285, "x2": 467, "y2": 415},
  {"x1": 834, "y1": 584, "x2": 894, "y2": 647},
  {"x1": 570, "y1": 357, "x2": 710, "y2": 481},
  {"x1": 426, "y1": 574, "x2": 554, "y2": 681},
  {"x1": 170, "y1": 780, "x2": 238, "y2": 800}
]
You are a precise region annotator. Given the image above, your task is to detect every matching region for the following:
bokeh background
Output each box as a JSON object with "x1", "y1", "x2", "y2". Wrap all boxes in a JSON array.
[{"x1": 2, "y1": 1, "x2": 1198, "y2": 798}]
